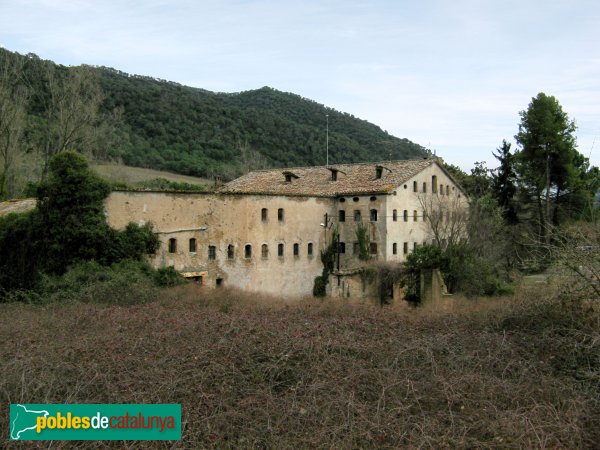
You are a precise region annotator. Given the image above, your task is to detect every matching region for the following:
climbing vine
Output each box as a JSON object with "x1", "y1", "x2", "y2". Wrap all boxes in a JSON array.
[
  {"x1": 355, "y1": 222, "x2": 370, "y2": 261},
  {"x1": 313, "y1": 228, "x2": 338, "y2": 296}
]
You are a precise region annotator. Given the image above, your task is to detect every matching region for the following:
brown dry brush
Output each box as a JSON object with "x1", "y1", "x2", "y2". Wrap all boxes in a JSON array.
[{"x1": 0, "y1": 283, "x2": 598, "y2": 449}]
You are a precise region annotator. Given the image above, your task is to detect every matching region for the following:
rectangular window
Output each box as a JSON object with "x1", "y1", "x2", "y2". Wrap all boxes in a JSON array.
[
  {"x1": 261, "y1": 208, "x2": 268, "y2": 222},
  {"x1": 393, "y1": 209, "x2": 397, "y2": 221},
  {"x1": 432, "y1": 175, "x2": 438, "y2": 193},
  {"x1": 403, "y1": 242, "x2": 408, "y2": 254},
  {"x1": 403, "y1": 210, "x2": 408, "y2": 222},
  {"x1": 392, "y1": 243, "x2": 397, "y2": 255},
  {"x1": 168, "y1": 238, "x2": 177, "y2": 253},
  {"x1": 227, "y1": 244, "x2": 234, "y2": 259},
  {"x1": 446, "y1": 185, "x2": 450, "y2": 196},
  {"x1": 353, "y1": 242, "x2": 360, "y2": 255},
  {"x1": 308, "y1": 242, "x2": 314, "y2": 256},
  {"x1": 339, "y1": 210, "x2": 345, "y2": 222},
  {"x1": 422, "y1": 182, "x2": 427, "y2": 193},
  {"x1": 208, "y1": 245, "x2": 216, "y2": 260},
  {"x1": 369, "y1": 242, "x2": 377, "y2": 255},
  {"x1": 413, "y1": 242, "x2": 418, "y2": 251},
  {"x1": 278, "y1": 243, "x2": 284, "y2": 257},
  {"x1": 189, "y1": 238, "x2": 196, "y2": 253},
  {"x1": 293, "y1": 243, "x2": 299, "y2": 256},
  {"x1": 413, "y1": 181, "x2": 417, "y2": 192},
  {"x1": 370, "y1": 209, "x2": 378, "y2": 222},
  {"x1": 278, "y1": 208, "x2": 284, "y2": 222},
  {"x1": 338, "y1": 242, "x2": 346, "y2": 254},
  {"x1": 354, "y1": 210, "x2": 361, "y2": 222},
  {"x1": 413, "y1": 210, "x2": 417, "y2": 222}
]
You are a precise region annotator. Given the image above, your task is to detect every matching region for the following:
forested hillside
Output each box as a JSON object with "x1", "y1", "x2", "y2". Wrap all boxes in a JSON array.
[
  {"x1": 98, "y1": 69, "x2": 426, "y2": 177},
  {"x1": 1, "y1": 48, "x2": 426, "y2": 187}
]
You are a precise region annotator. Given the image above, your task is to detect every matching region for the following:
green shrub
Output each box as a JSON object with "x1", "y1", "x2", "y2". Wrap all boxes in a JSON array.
[
  {"x1": 153, "y1": 266, "x2": 185, "y2": 287},
  {"x1": 313, "y1": 276, "x2": 327, "y2": 297}
]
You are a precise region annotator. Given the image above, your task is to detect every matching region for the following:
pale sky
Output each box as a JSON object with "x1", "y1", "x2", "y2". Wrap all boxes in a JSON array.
[{"x1": 1, "y1": 0, "x2": 598, "y2": 171}]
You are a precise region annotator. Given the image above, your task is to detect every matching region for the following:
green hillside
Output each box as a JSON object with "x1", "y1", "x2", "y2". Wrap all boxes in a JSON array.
[{"x1": 2, "y1": 48, "x2": 426, "y2": 182}]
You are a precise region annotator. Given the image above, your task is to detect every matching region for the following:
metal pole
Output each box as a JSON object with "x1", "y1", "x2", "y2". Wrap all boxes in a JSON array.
[{"x1": 326, "y1": 114, "x2": 329, "y2": 166}]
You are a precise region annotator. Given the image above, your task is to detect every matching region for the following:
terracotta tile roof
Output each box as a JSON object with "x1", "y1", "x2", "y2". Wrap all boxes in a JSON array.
[{"x1": 219, "y1": 158, "x2": 436, "y2": 197}]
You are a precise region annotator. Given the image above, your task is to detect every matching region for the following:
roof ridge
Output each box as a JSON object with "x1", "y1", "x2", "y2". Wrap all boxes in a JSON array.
[{"x1": 241, "y1": 157, "x2": 433, "y2": 174}]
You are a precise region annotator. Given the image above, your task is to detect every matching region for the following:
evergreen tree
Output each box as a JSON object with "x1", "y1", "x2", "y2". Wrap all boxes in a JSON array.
[
  {"x1": 492, "y1": 140, "x2": 518, "y2": 224},
  {"x1": 515, "y1": 93, "x2": 578, "y2": 237}
]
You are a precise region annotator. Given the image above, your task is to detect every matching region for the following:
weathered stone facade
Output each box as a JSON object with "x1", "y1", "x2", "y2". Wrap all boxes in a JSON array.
[{"x1": 104, "y1": 158, "x2": 468, "y2": 298}]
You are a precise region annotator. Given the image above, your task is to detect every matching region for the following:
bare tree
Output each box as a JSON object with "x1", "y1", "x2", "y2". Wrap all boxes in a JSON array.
[
  {"x1": 418, "y1": 192, "x2": 468, "y2": 248},
  {"x1": 37, "y1": 63, "x2": 103, "y2": 177},
  {"x1": 0, "y1": 51, "x2": 29, "y2": 198}
]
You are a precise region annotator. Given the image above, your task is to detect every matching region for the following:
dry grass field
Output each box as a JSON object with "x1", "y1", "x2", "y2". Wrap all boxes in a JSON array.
[
  {"x1": 91, "y1": 164, "x2": 211, "y2": 186},
  {"x1": 1, "y1": 282, "x2": 598, "y2": 449}
]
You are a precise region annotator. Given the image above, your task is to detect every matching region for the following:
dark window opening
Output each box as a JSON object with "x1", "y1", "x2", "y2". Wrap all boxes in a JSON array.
[
  {"x1": 413, "y1": 181, "x2": 417, "y2": 192},
  {"x1": 353, "y1": 242, "x2": 360, "y2": 255},
  {"x1": 413, "y1": 210, "x2": 418, "y2": 221},
  {"x1": 308, "y1": 242, "x2": 314, "y2": 256},
  {"x1": 245, "y1": 244, "x2": 252, "y2": 259},
  {"x1": 208, "y1": 245, "x2": 216, "y2": 260},
  {"x1": 338, "y1": 242, "x2": 346, "y2": 254},
  {"x1": 432, "y1": 175, "x2": 438, "y2": 193},
  {"x1": 339, "y1": 197, "x2": 346, "y2": 203},
  {"x1": 353, "y1": 197, "x2": 359, "y2": 202},
  {"x1": 278, "y1": 208, "x2": 284, "y2": 222},
  {"x1": 446, "y1": 185, "x2": 450, "y2": 195},
  {"x1": 278, "y1": 243, "x2": 284, "y2": 257},
  {"x1": 422, "y1": 182, "x2": 427, "y2": 193},
  {"x1": 393, "y1": 209, "x2": 397, "y2": 221},
  {"x1": 261, "y1": 208, "x2": 268, "y2": 222},
  {"x1": 216, "y1": 278, "x2": 223, "y2": 287},
  {"x1": 189, "y1": 238, "x2": 196, "y2": 253},
  {"x1": 354, "y1": 210, "x2": 362, "y2": 222},
  {"x1": 375, "y1": 167, "x2": 383, "y2": 179},
  {"x1": 339, "y1": 210, "x2": 345, "y2": 222},
  {"x1": 293, "y1": 243, "x2": 299, "y2": 256},
  {"x1": 227, "y1": 244, "x2": 234, "y2": 259},
  {"x1": 370, "y1": 209, "x2": 378, "y2": 221},
  {"x1": 370, "y1": 196, "x2": 377, "y2": 201},
  {"x1": 403, "y1": 242, "x2": 408, "y2": 254},
  {"x1": 440, "y1": 184, "x2": 444, "y2": 195},
  {"x1": 369, "y1": 242, "x2": 378, "y2": 255},
  {"x1": 168, "y1": 238, "x2": 177, "y2": 253},
  {"x1": 403, "y1": 210, "x2": 408, "y2": 222},
  {"x1": 285, "y1": 173, "x2": 292, "y2": 183},
  {"x1": 331, "y1": 169, "x2": 338, "y2": 181},
  {"x1": 392, "y1": 243, "x2": 397, "y2": 255},
  {"x1": 262, "y1": 243, "x2": 269, "y2": 258}
]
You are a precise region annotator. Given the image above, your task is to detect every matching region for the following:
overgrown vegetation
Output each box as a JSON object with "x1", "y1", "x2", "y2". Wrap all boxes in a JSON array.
[
  {"x1": 313, "y1": 229, "x2": 338, "y2": 297},
  {"x1": 419, "y1": 93, "x2": 599, "y2": 300},
  {"x1": 355, "y1": 222, "x2": 370, "y2": 261},
  {"x1": 0, "y1": 280, "x2": 597, "y2": 448},
  {"x1": 0, "y1": 152, "x2": 161, "y2": 297}
]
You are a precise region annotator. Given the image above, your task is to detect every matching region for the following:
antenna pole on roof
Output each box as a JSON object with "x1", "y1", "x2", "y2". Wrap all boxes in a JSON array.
[{"x1": 326, "y1": 114, "x2": 329, "y2": 166}]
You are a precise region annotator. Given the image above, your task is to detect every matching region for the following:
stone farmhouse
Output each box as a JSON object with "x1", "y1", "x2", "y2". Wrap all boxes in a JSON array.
[{"x1": 105, "y1": 157, "x2": 467, "y2": 298}]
